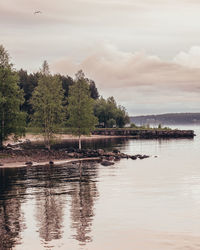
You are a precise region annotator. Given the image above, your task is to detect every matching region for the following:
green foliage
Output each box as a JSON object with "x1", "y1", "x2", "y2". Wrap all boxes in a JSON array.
[
  {"x1": 67, "y1": 71, "x2": 98, "y2": 148},
  {"x1": 0, "y1": 45, "x2": 10, "y2": 68},
  {"x1": 94, "y1": 96, "x2": 129, "y2": 128},
  {"x1": 18, "y1": 69, "x2": 40, "y2": 122},
  {"x1": 130, "y1": 123, "x2": 137, "y2": 128},
  {"x1": 158, "y1": 123, "x2": 162, "y2": 129},
  {"x1": 0, "y1": 45, "x2": 26, "y2": 147},
  {"x1": 31, "y1": 64, "x2": 65, "y2": 149},
  {"x1": 107, "y1": 118, "x2": 116, "y2": 128},
  {"x1": 89, "y1": 80, "x2": 99, "y2": 100},
  {"x1": 18, "y1": 68, "x2": 99, "y2": 124}
]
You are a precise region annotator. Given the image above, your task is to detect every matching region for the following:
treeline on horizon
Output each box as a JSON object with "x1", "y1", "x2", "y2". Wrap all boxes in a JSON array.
[
  {"x1": 130, "y1": 113, "x2": 200, "y2": 125},
  {"x1": 0, "y1": 45, "x2": 129, "y2": 148}
]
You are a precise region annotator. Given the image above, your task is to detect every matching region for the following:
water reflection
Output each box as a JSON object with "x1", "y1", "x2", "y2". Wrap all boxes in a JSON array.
[
  {"x1": 0, "y1": 129, "x2": 199, "y2": 250},
  {"x1": 0, "y1": 161, "x2": 99, "y2": 249},
  {"x1": 33, "y1": 165, "x2": 66, "y2": 242},
  {"x1": 70, "y1": 162, "x2": 98, "y2": 245},
  {"x1": 0, "y1": 168, "x2": 27, "y2": 249}
]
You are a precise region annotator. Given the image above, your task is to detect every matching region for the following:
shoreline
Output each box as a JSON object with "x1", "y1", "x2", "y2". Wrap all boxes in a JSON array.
[
  {"x1": 4, "y1": 133, "x2": 126, "y2": 146},
  {"x1": 0, "y1": 134, "x2": 134, "y2": 168},
  {"x1": 0, "y1": 157, "x2": 102, "y2": 169}
]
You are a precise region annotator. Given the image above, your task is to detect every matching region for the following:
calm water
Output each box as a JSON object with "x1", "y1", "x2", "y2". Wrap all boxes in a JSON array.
[{"x1": 0, "y1": 126, "x2": 200, "y2": 250}]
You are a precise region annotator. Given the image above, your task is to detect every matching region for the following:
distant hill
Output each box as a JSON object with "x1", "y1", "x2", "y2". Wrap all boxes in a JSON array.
[{"x1": 130, "y1": 113, "x2": 200, "y2": 125}]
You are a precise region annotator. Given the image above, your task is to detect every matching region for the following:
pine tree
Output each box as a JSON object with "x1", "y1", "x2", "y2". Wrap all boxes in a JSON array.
[
  {"x1": 0, "y1": 45, "x2": 25, "y2": 148},
  {"x1": 31, "y1": 61, "x2": 64, "y2": 150},
  {"x1": 67, "y1": 70, "x2": 98, "y2": 149}
]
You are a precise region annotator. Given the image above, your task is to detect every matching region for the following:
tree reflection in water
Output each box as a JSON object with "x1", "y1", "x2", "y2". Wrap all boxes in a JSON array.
[
  {"x1": 33, "y1": 161, "x2": 99, "y2": 247},
  {"x1": 34, "y1": 165, "x2": 66, "y2": 242},
  {"x1": 0, "y1": 168, "x2": 27, "y2": 249},
  {"x1": 70, "y1": 162, "x2": 99, "y2": 245},
  {"x1": 0, "y1": 161, "x2": 99, "y2": 249}
]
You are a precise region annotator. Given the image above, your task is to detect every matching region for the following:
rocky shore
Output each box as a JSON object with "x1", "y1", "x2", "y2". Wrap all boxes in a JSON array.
[
  {"x1": 0, "y1": 146, "x2": 150, "y2": 168},
  {"x1": 93, "y1": 128, "x2": 195, "y2": 138}
]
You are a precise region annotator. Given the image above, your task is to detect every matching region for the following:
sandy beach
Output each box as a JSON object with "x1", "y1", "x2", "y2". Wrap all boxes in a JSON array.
[{"x1": 5, "y1": 133, "x2": 123, "y2": 145}]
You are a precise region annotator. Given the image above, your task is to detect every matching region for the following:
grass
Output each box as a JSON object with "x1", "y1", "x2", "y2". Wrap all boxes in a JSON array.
[
  {"x1": 25, "y1": 125, "x2": 172, "y2": 135},
  {"x1": 25, "y1": 127, "x2": 73, "y2": 135},
  {"x1": 95, "y1": 126, "x2": 172, "y2": 131}
]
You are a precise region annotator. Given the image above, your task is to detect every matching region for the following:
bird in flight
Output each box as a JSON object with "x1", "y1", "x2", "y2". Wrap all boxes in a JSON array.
[{"x1": 34, "y1": 10, "x2": 42, "y2": 14}]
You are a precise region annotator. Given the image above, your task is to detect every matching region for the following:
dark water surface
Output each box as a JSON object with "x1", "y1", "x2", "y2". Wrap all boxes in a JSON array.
[{"x1": 0, "y1": 126, "x2": 200, "y2": 249}]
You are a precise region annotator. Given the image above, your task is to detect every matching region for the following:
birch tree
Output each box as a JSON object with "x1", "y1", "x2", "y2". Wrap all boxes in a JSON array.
[
  {"x1": 31, "y1": 61, "x2": 64, "y2": 150},
  {"x1": 67, "y1": 70, "x2": 98, "y2": 149}
]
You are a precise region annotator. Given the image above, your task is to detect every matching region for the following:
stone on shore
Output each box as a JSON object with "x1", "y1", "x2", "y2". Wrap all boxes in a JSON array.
[
  {"x1": 101, "y1": 160, "x2": 115, "y2": 166},
  {"x1": 25, "y1": 161, "x2": 33, "y2": 165}
]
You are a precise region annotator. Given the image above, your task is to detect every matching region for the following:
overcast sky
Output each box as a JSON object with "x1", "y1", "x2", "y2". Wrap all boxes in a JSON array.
[{"x1": 1, "y1": 0, "x2": 200, "y2": 115}]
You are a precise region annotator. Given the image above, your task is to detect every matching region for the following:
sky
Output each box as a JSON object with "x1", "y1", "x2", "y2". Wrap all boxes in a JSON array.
[{"x1": 1, "y1": 0, "x2": 200, "y2": 115}]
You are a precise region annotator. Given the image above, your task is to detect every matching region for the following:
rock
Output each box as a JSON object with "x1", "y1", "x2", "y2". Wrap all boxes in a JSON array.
[
  {"x1": 114, "y1": 156, "x2": 121, "y2": 161},
  {"x1": 113, "y1": 149, "x2": 120, "y2": 154},
  {"x1": 97, "y1": 149, "x2": 104, "y2": 155},
  {"x1": 119, "y1": 153, "x2": 128, "y2": 159},
  {"x1": 104, "y1": 152, "x2": 114, "y2": 157},
  {"x1": 68, "y1": 153, "x2": 75, "y2": 158},
  {"x1": 130, "y1": 155, "x2": 137, "y2": 160},
  {"x1": 25, "y1": 161, "x2": 33, "y2": 165},
  {"x1": 101, "y1": 160, "x2": 115, "y2": 166},
  {"x1": 138, "y1": 155, "x2": 150, "y2": 160},
  {"x1": 106, "y1": 156, "x2": 115, "y2": 161}
]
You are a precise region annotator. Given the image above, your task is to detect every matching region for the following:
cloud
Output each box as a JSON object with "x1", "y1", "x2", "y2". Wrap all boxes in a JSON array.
[
  {"x1": 174, "y1": 46, "x2": 200, "y2": 68},
  {"x1": 51, "y1": 44, "x2": 200, "y2": 115},
  {"x1": 52, "y1": 44, "x2": 200, "y2": 92},
  {"x1": 2, "y1": 0, "x2": 200, "y2": 114}
]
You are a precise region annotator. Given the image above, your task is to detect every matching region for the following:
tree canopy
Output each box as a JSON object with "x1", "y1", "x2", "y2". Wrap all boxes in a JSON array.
[
  {"x1": 0, "y1": 45, "x2": 25, "y2": 147},
  {"x1": 67, "y1": 70, "x2": 98, "y2": 149},
  {"x1": 94, "y1": 96, "x2": 129, "y2": 128},
  {"x1": 31, "y1": 62, "x2": 65, "y2": 149}
]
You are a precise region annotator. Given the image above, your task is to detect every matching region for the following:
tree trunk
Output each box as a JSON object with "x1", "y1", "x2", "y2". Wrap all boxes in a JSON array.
[{"x1": 78, "y1": 135, "x2": 81, "y2": 150}]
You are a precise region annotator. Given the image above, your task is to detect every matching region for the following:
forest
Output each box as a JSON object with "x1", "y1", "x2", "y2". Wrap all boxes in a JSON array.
[{"x1": 0, "y1": 45, "x2": 129, "y2": 148}]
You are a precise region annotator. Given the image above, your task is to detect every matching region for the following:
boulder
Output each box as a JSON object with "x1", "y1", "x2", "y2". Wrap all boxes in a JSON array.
[
  {"x1": 101, "y1": 160, "x2": 115, "y2": 166},
  {"x1": 25, "y1": 161, "x2": 33, "y2": 165},
  {"x1": 106, "y1": 156, "x2": 115, "y2": 161},
  {"x1": 97, "y1": 149, "x2": 104, "y2": 155},
  {"x1": 113, "y1": 149, "x2": 120, "y2": 154},
  {"x1": 68, "y1": 153, "x2": 75, "y2": 158},
  {"x1": 130, "y1": 155, "x2": 137, "y2": 160},
  {"x1": 114, "y1": 156, "x2": 121, "y2": 161},
  {"x1": 138, "y1": 155, "x2": 150, "y2": 159}
]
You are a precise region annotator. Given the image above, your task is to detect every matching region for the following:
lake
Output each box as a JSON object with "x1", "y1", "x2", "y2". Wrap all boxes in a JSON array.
[{"x1": 0, "y1": 125, "x2": 200, "y2": 250}]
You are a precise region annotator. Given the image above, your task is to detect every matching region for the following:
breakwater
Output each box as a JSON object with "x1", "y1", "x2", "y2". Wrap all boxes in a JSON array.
[{"x1": 93, "y1": 128, "x2": 195, "y2": 138}]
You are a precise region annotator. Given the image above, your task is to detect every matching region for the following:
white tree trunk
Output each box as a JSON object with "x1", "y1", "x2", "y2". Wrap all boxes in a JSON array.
[{"x1": 78, "y1": 135, "x2": 81, "y2": 150}]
